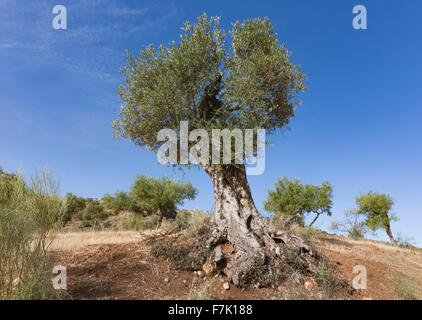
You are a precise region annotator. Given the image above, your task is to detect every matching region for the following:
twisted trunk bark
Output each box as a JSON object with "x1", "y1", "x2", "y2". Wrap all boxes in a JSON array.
[
  {"x1": 203, "y1": 164, "x2": 314, "y2": 286},
  {"x1": 385, "y1": 224, "x2": 397, "y2": 246},
  {"x1": 309, "y1": 213, "x2": 321, "y2": 227}
]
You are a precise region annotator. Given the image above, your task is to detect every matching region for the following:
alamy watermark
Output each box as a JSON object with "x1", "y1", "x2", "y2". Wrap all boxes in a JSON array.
[
  {"x1": 52, "y1": 5, "x2": 67, "y2": 30},
  {"x1": 52, "y1": 265, "x2": 67, "y2": 290},
  {"x1": 353, "y1": 5, "x2": 367, "y2": 30},
  {"x1": 352, "y1": 265, "x2": 367, "y2": 290},
  {"x1": 156, "y1": 121, "x2": 266, "y2": 176}
]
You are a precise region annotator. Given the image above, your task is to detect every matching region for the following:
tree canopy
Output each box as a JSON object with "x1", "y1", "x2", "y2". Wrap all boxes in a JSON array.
[
  {"x1": 264, "y1": 177, "x2": 333, "y2": 226},
  {"x1": 355, "y1": 191, "x2": 398, "y2": 245},
  {"x1": 130, "y1": 175, "x2": 197, "y2": 227},
  {"x1": 113, "y1": 14, "x2": 306, "y2": 165}
]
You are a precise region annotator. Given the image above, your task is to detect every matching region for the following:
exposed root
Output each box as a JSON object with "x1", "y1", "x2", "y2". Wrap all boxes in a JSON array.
[{"x1": 205, "y1": 220, "x2": 316, "y2": 287}]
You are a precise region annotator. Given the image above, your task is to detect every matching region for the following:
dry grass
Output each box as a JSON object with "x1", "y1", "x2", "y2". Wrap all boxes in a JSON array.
[
  {"x1": 50, "y1": 231, "x2": 146, "y2": 251},
  {"x1": 314, "y1": 234, "x2": 422, "y2": 269},
  {"x1": 312, "y1": 233, "x2": 422, "y2": 296},
  {"x1": 51, "y1": 229, "x2": 422, "y2": 299}
]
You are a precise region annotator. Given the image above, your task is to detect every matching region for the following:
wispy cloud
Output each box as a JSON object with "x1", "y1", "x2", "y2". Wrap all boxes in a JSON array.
[{"x1": 0, "y1": 0, "x2": 180, "y2": 82}]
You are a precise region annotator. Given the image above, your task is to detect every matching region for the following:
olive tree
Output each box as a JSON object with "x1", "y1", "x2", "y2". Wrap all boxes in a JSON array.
[
  {"x1": 264, "y1": 177, "x2": 333, "y2": 227},
  {"x1": 130, "y1": 175, "x2": 197, "y2": 229},
  {"x1": 355, "y1": 191, "x2": 398, "y2": 245},
  {"x1": 113, "y1": 14, "x2": 313, "y2": 285}
]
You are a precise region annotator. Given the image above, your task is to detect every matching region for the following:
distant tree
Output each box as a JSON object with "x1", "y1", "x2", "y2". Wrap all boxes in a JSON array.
[
  {"x1": 264, "y1": 177, "x2": 333, "y2": 227},
  {"x1": 355, "y1": 191, "x2": 398, "y2": 245},
  {"x1": 102, "y1": 191, "x2": 136, "y2": 215},
  {"x1": 130, "y1": 175, "x2": 197, "y2": 229},
  {"x1": 330, "y1": 209, "x2": 368, "y2": 239},
  {"x1": 62, "y1": 192, "x2": 87, "y2": 224},
  {"x1": 81, "y1": 200, "x2": 108, "y2": 227}
]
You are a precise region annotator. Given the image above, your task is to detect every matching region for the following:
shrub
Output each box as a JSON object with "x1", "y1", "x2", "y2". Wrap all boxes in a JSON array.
[
  {"x1": 79, "y1": 220, "x2": 92, "y2": 229},
  {"x1": 102, "y1": 191, "x2": 136, "y2": 215},
  {"x1": 171, "y1": 210, "x2": 192, "y2": 232},
  {"x1": 81, "y1": 211, "x2": 92, "y2": 221},
  {"x1": 169, "y1": 210, "x2": 212, "y2": 240},
  {"x1": 62, "y1": 193, "x2": 86, "y2": 224},
  {"x1": 184, "y1": 210, "x2": 210, "y2": 237},
  {"x1": 130, "y1": 175, "x2": 197, "y2": 228},
  {"x1": 330, "y1": 209, "x2": 368, "y2": 240},
  {"x1": 281, "y1": 247, "x2": 310, "y2": 279},
  {"x1": 121, "y1": 214, "x2": 159, "y2": 231},
  {"x1": 85, "y1": 200, "x2": 104, "y2": 217},
  {"x1": 313, "y1": 260, "x2": 349, "y2": 299},
  {"x1": 75, "y1": 200, "x2": 109, "y2": 229},
  {"x1": 314, "y1": 260, "x2": 332, "y2": 286},
  {"x1": 151, "y1": 240, "x2": 211, "y2": 271},
  {"x1": 150, "y1": 217, "x2": 213, "y2": 271},
  {"x1": 301, "y1": 226, "x2": 317, "y2": 243},
  {"x1": 101, "y1": 194, "x2": 114, "y2": 210},
  {"x1": 0, "y1": 168, "x2": 63, "y2": 299},
  {"x1": 394, "y1": 277, "x2": 420, "y2": 300}
]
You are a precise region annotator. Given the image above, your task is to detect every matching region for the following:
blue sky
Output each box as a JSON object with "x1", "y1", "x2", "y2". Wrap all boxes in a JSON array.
[{"x1": 1, "y1": 0, "x2": 421, "y2": 245}]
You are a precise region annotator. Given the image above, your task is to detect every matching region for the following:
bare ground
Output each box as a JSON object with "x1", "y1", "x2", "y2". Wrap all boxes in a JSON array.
[{"x1": 52, "y1": 229, "x2": 422, "y2": 300}]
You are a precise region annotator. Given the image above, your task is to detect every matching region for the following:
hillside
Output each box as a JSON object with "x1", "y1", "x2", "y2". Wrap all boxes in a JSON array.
[{"x1": 51, "y1": 225, "x2": 422, "y2": 300}]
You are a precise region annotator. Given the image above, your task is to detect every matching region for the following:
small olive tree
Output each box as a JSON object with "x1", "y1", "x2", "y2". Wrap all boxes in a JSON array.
[
  {"x1": 62, "y1": 192, "x2": 87, "y2": 224},
  {"x1": 264, "y1": 177, "x2": 333, "y2": 227},
  {"x1": 355, "y1": 191, "x2": 398, "y2": 245},
  {"x1": 130, "y1": 175, "x2": 197, "y2": 229},
  {"x1": 102, "y1": 191, "x2": 136, "y2": 215}
]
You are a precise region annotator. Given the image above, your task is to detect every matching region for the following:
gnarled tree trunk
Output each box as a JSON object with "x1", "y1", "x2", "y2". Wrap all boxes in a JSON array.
[
  {"x1": 203, "y1": 164, "x2": 315, "y2": 286},
  {"x1": 309, "y1": 213, "x2": 321, "y2": 227},
  {"x1": 385, "y1": 224, "x2": 397, "y2": 246}
]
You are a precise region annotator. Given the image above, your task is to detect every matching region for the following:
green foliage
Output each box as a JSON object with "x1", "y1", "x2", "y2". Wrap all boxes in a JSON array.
[
  {"x1": 394, "y1": 277, "x2": 420, "y2": 300},
  {"x1": 85, "y1": 200, "x2": 106, "y2": 217},
  {"x1": 130, "y1": 175, "x2": 197, "y2": 217},
  {"x1": 79, "y1": 220, "x2": 91, "y2": 229},
  {"x1": 121, "y1": 215, "x2": 159, "y2": 231},
  {"x1": 355, "y1": 191, "x2": 397, "y2": 231},
  {"x1": 313, "y1": 260, "x2": 347, "y2": 299},
  {"x1": 78, "y1": 200, "x2": 109, "y2": 228},
  {"x1": 314, "y1": 260, "x2": 332, "y2": 286},
  {"x1": 264, "y1": 177, "x2": 333, "y2": 226},
  {"x1": 301, "y1": 226, "x2": 317, "y2": 243},
  {"x1": 0, "y1": 167, "x2": 63, "y2": 299},
  {"x1": 281, "y1": 247, "x2": 310, "y2": 280},
  {"x1": 171, "y1": 210, "x2": 211, "y2": 237},
  {"x1": 355, "y1": 191, "x2": 398, "y2": 245},
  {"x1": 113, "y1": 14, "x2": 306, "y2": 166},
  {"x1": 102, "y1": 191, "x2": 137, "y2": 215},
  {"x1": 171, "y1": 210, "x2": 192, "y2": 232},
  {"x1": 0, "y1": 168, "x2": 20, "y2": 206},
  {"x1": 62, "y1": 192, "x2": 86, "y2": 223}
]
